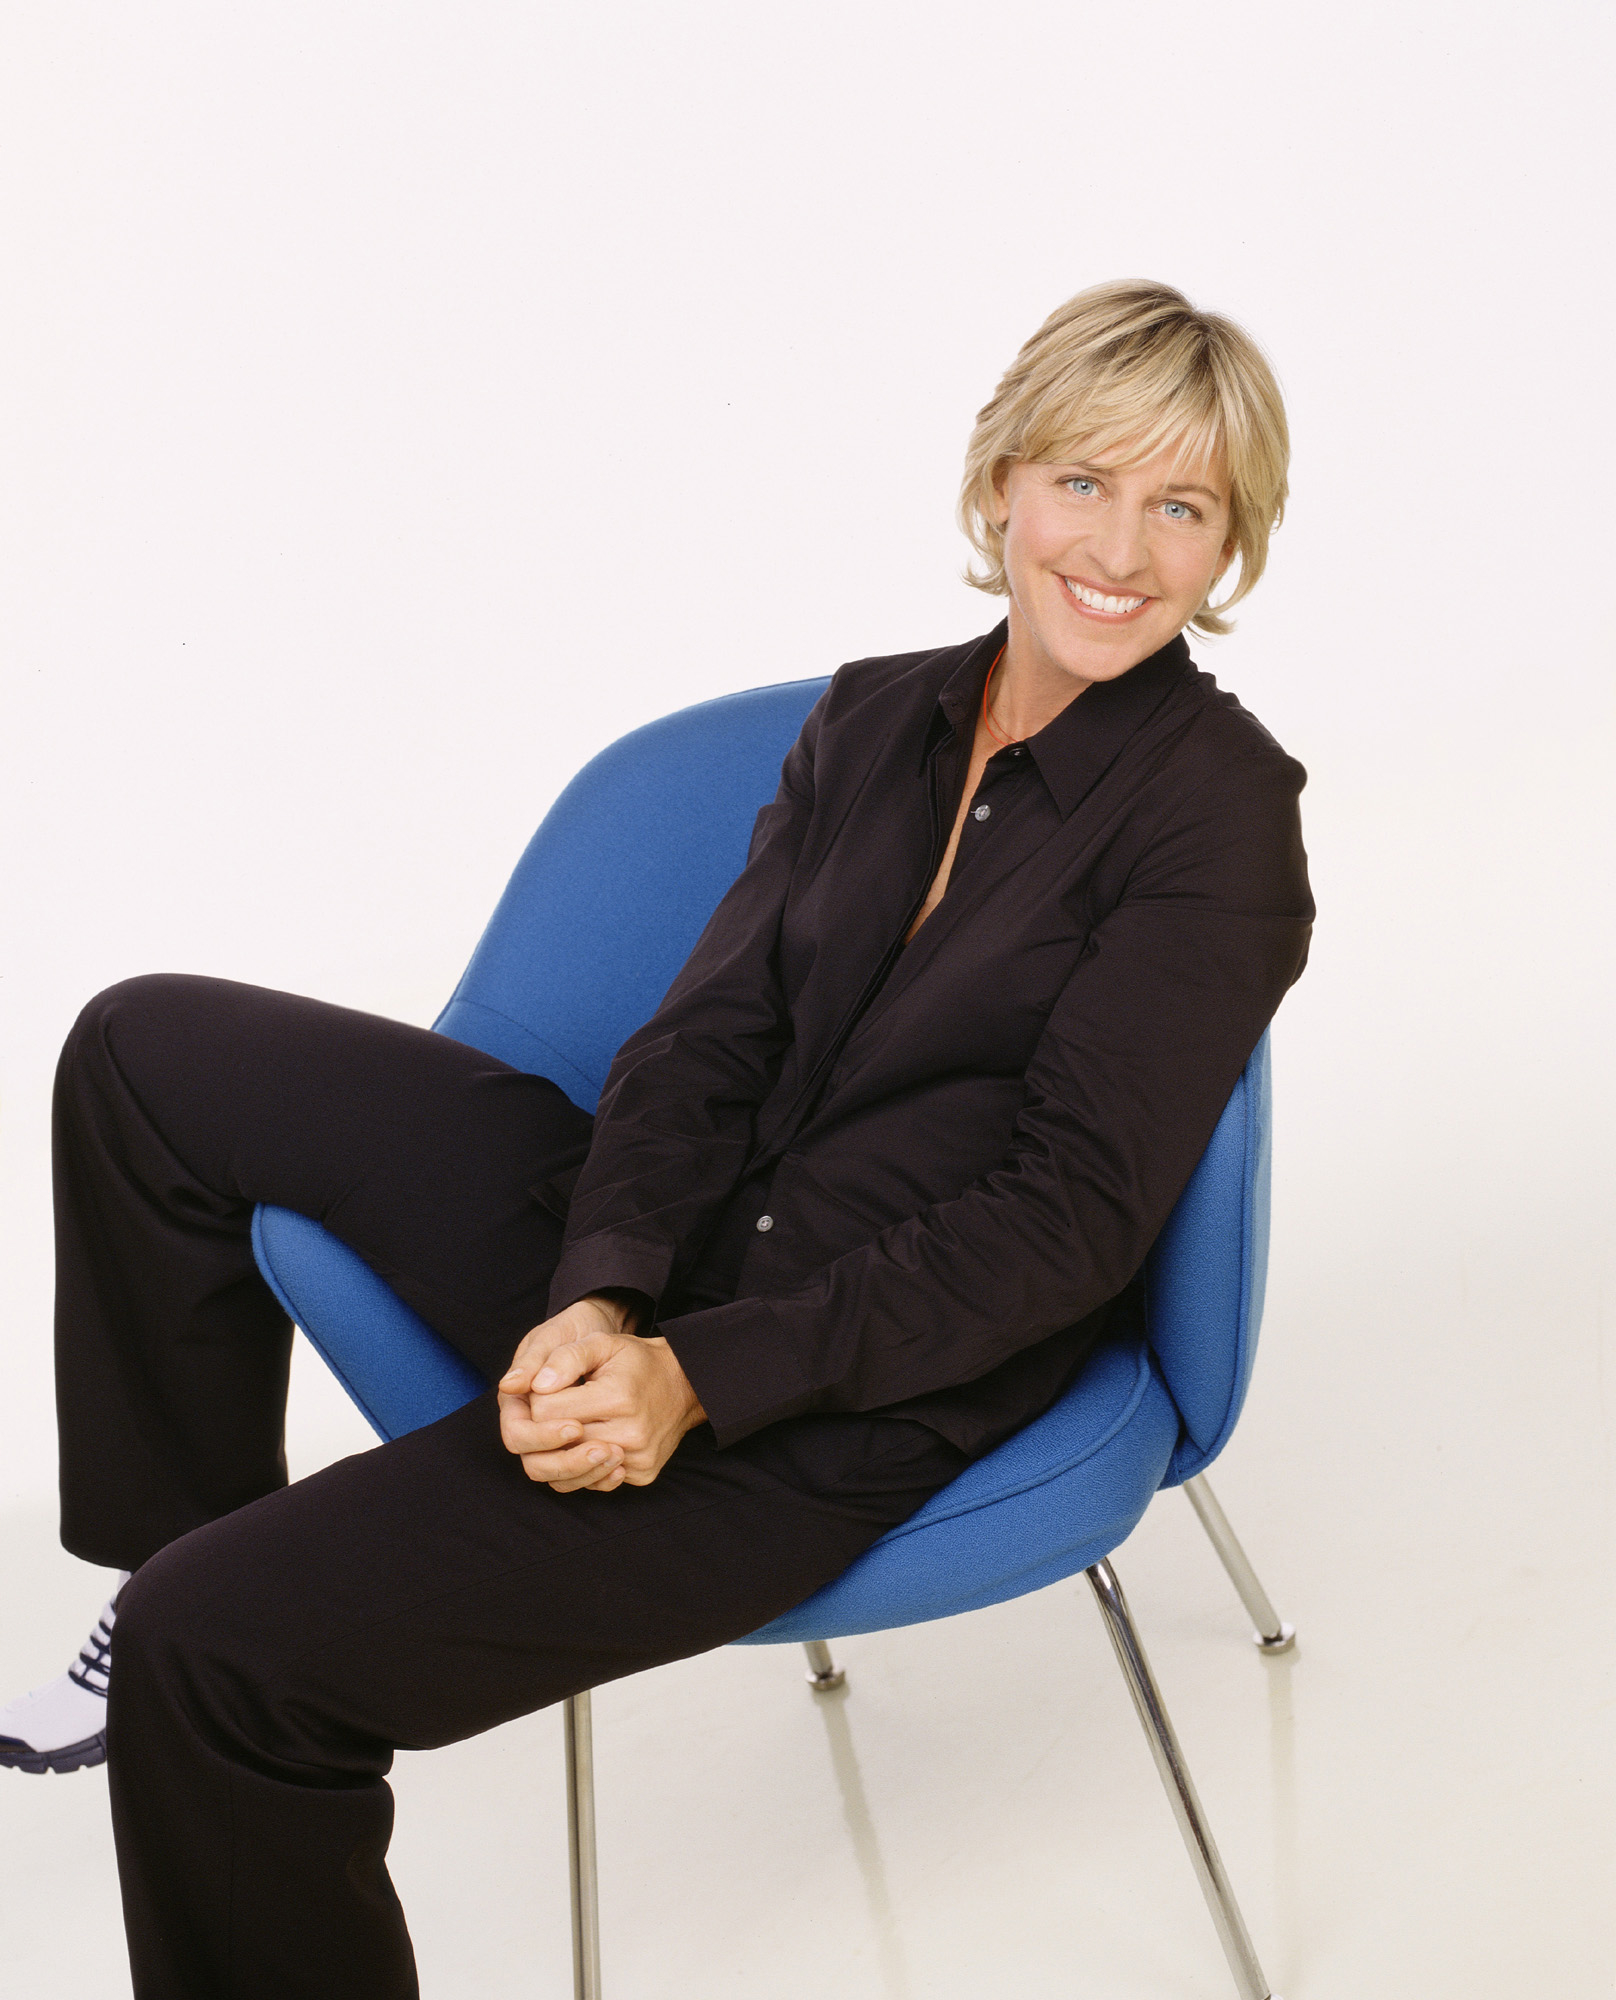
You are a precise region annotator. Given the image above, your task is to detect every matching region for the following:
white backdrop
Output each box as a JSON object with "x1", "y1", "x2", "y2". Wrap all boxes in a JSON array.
[{"x1": 1, "y1": 0, "x2": 1611, "y2": 1554}]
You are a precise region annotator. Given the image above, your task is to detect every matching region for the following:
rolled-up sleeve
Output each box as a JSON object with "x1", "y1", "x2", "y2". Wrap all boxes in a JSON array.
[{"x1": 659, "y1": 746, "x2": 1313, "y2": 1446}]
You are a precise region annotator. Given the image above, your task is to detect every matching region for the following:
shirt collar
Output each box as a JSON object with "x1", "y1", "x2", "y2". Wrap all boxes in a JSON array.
[{"x1": 934, "y1": 619, "x2": 1195, "y2": 819}]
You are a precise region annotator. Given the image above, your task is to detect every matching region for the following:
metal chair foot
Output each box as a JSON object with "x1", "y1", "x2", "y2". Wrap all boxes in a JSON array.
[
  {"x1": 1086, "y1": 1560, "x2": 1278, "y2": 2000},
  {"x1": 1182, "y1": 1474, "x2": 1296, "y2": 1653},
  {"x1": 803, "y1": 1639, "x2": 846, "y2": 1692},
  {"x1": 564, "y1": 1691, "x2": 603, "y2": 2000}
]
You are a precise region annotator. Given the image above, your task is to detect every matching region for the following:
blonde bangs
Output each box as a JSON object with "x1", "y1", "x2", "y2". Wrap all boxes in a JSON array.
[{"x1": 958, "y1": 281, "x2": 1289, "y2": 638}]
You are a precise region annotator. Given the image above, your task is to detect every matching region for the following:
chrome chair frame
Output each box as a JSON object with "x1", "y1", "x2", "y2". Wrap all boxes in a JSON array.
[{"x1": 561, "y1": 1469, "x2": 1292, "y2": 2000}]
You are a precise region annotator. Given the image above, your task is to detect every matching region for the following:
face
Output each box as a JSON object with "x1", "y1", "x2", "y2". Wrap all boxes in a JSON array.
[{"x1": 992, "y1": 442, "x2": 1235, "y2": 686}]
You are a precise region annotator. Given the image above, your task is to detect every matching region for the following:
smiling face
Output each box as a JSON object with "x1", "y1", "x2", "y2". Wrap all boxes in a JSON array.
[{"x1": 992, "y1": 442, "x2": 1235, "y2": 688}]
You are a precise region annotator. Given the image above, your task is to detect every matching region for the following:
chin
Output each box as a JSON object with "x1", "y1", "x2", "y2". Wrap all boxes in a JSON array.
[
  {"x1": 1046, "y1": 622, "x2": 1178, "y2": 684},
  {"x1": 1018, "y1": 577, "x2": 1185, "y2": 683}
]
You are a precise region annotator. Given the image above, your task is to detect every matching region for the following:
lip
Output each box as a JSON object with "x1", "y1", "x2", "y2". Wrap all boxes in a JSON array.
[{"x1": 1058, "y1": 573, "x2": 1155, "y2": 623}]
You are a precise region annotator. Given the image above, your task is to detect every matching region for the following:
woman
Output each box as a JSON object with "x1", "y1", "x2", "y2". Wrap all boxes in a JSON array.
[{"x1": 2, "y1": 279, "x2": 1312, "y2": 1995}]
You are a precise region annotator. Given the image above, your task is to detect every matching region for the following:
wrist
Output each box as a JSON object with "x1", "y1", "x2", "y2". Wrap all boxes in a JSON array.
[
  {"x1": 648, "y1": 1334, "x2": 707, "y2": 1433},
  {"x1": 582, "y1": 1289, "x2": 650, "y2": 1338}
]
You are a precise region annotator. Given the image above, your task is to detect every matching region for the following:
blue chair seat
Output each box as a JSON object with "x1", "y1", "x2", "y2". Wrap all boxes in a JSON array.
[
  {"x1": 737, "y1": 1336, "x2": 1179, "y2": 1641},
  {"x1": 253, "y1": 1191, "x2": 1181, "y2": 1640},
  {"x1": 252, "y1": 1204, "x2": 484, "y2": 1441}
]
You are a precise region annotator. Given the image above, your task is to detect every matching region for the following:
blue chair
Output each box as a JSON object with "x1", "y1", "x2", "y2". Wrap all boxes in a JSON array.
[{"x1": 253, "y1": 679, "x2": 1294, "y2": 2000}]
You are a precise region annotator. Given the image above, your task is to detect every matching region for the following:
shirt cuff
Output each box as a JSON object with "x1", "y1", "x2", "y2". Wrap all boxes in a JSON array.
[
  {"x1": 657, "y1": 1297, "x2": 822, "y2": 1448},
  {"x1": 547, "y1": 1234, "x2": 678, "y2": 1321}
]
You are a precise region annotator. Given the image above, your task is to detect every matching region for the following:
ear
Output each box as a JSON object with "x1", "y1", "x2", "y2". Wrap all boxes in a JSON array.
[
  {"x1": 989, "y1": 461, "x2": 1014, "y2": 528},
  {"x1": 1213, "y1": 535, "x2": 1238, "y2": 581}
]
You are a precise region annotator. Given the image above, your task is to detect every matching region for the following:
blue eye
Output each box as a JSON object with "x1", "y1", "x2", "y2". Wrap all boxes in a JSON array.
[
  {"x1": 1162, "y1": 500, "x2": 1199, "y2": 521},
  {"x1": 1066, "y1": 477, "x2": 1097, "y2": 497}
]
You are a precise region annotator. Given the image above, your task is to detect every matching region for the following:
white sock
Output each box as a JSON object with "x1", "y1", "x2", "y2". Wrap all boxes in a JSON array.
[{"x1": 0, "y1": 1576, "x2": 128, "y2": 1756}]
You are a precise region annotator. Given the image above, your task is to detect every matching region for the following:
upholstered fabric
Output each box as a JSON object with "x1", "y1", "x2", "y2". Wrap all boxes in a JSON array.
[
  {"x1": 252, "y1": 1204, "x2": 484, "y2": 1442},
  {"x1": 737, "y1": 1339, "x2": 1181, "y2": 1640},
  {"x1": 433, "y1": 678, "x2": 830, "y2": 1111},
  {"x1": 252, "y1": 677, "x2": 1273, "y2": 1637},
  {"x1": 1151, "y1": 1031, "x2": 1271, "y2": 1484}
]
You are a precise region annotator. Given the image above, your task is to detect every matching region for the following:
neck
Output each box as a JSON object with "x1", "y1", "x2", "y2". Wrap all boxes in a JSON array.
[{"x1": 989, "y1": 613, "x2": 1095, "y2": 742}]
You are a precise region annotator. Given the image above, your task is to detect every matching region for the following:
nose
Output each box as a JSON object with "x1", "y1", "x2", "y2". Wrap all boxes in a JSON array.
[{"x1": 1083, "y1": 508, "x2": 1150, "y2": 584}]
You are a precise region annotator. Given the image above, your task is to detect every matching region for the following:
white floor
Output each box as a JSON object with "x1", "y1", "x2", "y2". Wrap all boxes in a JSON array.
[{"x1": 2, "y1": 1262, "x2": 1612, "y2": 1999}]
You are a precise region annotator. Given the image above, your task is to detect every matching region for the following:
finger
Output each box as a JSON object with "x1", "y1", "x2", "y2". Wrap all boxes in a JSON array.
[
  {"x1": 538, "y1": 1451, "x2": 625, "y2": 1493},
  {"x1": 496, "y1": 1403, "x2": 591, "y2": 1454},
  {"x1": 498, "y1": 1384, "x2": 620, "y2": 1453},
  {"x1": 499, "y1": 1336, "x2": 570, "y2": 1394},
  {"x1": 517, "y1": 1440, "x2": 623, "y2": 1486},
  {"x1": 522, "y1": 1380, "x2": 622, "y2": 1428},
  {"x1": 497, "y1": 1335, "x2": 565, "y2": 1395},
  {"x1": 503, "y1": 1335, "x2": 604, "y2": 1398},
  {"x1": 498, "y1": 1389, "x2": 551, "y2": 1451},
  {"x1": 499, "y1": 1395, "x2": 619, "y2": 1458},
  {"x1": 498, "y1": 1306, "x2": 607, "y2": 1393},
  {"x1": 548, "y1": 1460, "x2": 629, "y2": 1495},
  {"x1": 502, "y1": 1400, "x2": 640, "y2": 1464}
]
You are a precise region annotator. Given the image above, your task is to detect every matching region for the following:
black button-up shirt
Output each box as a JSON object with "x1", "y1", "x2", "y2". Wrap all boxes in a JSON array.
[{"x1": 548, "y1": 621, "x2": 1313, "y2": 1459}]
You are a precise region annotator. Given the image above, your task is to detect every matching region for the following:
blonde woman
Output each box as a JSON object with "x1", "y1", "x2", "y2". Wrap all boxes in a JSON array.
[{"x1": 3, "y1": 280, "x2": 1312, "y2": 1998}]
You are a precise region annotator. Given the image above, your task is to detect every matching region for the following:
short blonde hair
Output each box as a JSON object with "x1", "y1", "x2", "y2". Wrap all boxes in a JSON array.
[{"x1": 959, "y1": 280, "x2": 1288, "y2": 637}]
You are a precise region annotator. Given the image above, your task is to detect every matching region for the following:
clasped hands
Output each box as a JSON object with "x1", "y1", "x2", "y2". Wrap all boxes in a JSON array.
[{"x1": 498, "y1": 1294, "x2": 707, "y2": 1493}]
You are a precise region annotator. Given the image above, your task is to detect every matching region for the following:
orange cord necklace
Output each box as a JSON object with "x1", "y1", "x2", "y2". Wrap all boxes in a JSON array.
[{"x1": 980, "y1": 646, "x2": 1016, "y2": 750}]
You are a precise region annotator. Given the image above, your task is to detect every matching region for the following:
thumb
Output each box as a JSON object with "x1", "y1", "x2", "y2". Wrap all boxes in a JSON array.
[{"x1": 529, "y1": 1330, "x2": 616, "y2": 1394}]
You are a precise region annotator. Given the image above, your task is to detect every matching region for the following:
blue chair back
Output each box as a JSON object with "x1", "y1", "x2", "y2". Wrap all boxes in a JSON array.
[
  {"x1": 427, "y1": 678, "x2": 1270, "y2": 1480},
  {"x1": 1149, "y1": 1033, "x2": 1270, "y2": 1483},
  {"x1": 434, "y1": 678, "x2": 831, "y2": 1111}
]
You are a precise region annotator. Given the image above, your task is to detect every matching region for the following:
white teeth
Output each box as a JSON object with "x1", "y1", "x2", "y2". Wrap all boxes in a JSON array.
[{"x1": 1063, "y1": 577, "x2": 1144, "y2": 615}]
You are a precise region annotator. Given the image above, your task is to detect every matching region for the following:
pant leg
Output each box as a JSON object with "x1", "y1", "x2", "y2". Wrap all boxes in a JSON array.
[
  {"x1": 108, "y1": 1393, "x2": 966, "y2": 1999},
  {"x1": 54, "y1": 974, "x2": 594, "y2": 1567}
]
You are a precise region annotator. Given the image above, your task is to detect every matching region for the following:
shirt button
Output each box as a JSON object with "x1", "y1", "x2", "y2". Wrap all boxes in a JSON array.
[
  {"x1": 973, "y1": 803, "x2": 992, "y2": 821},
  {"x1": 755, "y1": 1214, "x2": 774, "y2": 1232}
]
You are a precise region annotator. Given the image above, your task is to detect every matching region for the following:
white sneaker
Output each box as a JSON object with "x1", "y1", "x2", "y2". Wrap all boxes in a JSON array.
[{"x1": 0, "y1": 1578, "x2": 128, "y2": 1776}]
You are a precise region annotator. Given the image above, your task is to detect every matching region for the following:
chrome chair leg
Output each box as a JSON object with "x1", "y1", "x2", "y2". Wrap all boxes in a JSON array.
[
  {"x1": 564, "y1": 1691, "x2": 603, "y2": 2000},
  {"x1": 1086, "y1": 1560, "x2": 1280, "y2": 2000},
  {"x1": 1182, "y1": 1474, "x2": 1296, "y2": 1653},
  {"x1": 803, "y1": 1638, "x2": 846, "y2": 1692}
]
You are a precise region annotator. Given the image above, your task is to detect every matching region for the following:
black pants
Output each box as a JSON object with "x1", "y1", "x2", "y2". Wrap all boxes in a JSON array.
[{"x1": 54, "y1": 976, "x2": 966, "y2": 1998}]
